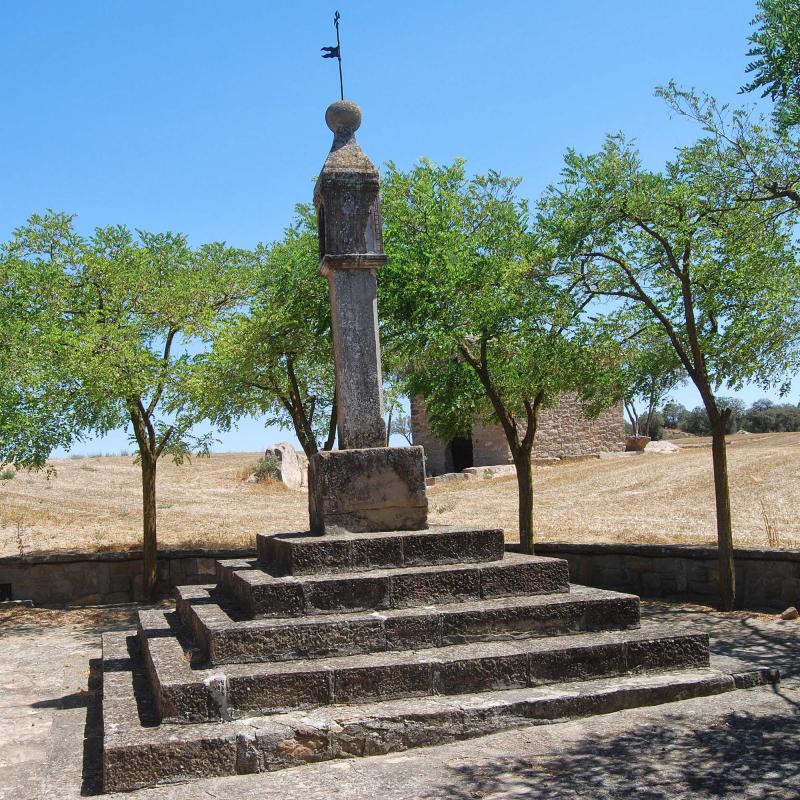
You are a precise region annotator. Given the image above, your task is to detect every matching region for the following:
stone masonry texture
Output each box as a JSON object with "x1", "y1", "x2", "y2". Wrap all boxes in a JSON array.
[
  {"x1": 308, "y1": 446, "x2": 428, "y2": 534},
  {"x1": 315, "y1": 99, "x2": 387, "y2": 449},
  {"x1": 411, "y1": 393, "x2": 625, "y2": 475},
  {"x1": 2, "y1": 542, "x2": 798, "y2": 610}
]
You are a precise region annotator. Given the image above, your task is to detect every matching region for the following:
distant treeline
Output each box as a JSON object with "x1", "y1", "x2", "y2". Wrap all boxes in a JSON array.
[{"x1": 627, "y1": 399, "x2": 800, "y2": 440}]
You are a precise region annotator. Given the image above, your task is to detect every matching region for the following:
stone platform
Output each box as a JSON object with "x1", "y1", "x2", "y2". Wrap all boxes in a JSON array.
[{"x1": 100, "y1": 526, "x2": 778, "y2": 793}]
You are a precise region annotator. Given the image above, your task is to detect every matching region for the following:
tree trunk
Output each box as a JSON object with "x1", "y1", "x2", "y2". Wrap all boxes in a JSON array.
[
  {"x1": 141, "y1": 453, "x2": 159, "y2": 600},
  {"x1": 513, "y1": 449, "x2": 535, "y2": 555},
  {"x1": 710, "y1": 423, "x2": 735, "y2": 610}
]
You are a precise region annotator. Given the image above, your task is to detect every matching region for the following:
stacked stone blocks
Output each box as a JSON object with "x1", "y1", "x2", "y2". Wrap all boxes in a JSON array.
[{"x1": 100, "y1": 525, "x2": 778, "y2": 792}]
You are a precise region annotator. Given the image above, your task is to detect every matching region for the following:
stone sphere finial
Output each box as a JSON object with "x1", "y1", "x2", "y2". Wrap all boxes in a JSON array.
[{"x1": 325, "y1": 100, "x2": 361, "y2": 134}]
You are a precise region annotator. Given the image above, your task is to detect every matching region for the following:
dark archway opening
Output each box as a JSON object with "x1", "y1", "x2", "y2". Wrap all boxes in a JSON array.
[{"x1": 445, "y1": 436, "x2": 474, "y2": 473}]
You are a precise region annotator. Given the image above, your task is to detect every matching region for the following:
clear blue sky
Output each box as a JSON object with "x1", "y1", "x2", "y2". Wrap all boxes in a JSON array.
[{"x1": 2, "y1": 1, "x2": 795, "y2": 455}]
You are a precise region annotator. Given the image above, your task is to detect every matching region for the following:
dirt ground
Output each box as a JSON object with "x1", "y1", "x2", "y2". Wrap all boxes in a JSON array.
[{"x1": 0, "y1": 432, "x2": 798, "y2": 557}]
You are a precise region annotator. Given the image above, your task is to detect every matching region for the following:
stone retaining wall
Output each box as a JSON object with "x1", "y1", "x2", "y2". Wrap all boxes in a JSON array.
[
  {"x1": 532, "y1": 542, "x2": 800, "y2": 611},
  {"x1": 0, "y1": 547, "x2": 256, "y2": 607},
  {"x1": 4, "y1": 541, "x2": 796, "y2": 610}
]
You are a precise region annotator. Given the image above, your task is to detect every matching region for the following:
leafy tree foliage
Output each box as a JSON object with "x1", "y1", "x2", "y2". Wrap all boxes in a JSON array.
[
  {"x1": 668, "y1": 397, "x2": 800, "y2": 435},
  {"x1": 381, "y1": 160, "x2": 620, "y2": 553},
  {"x1": 679, "y1": 398, "x2": 747, "y2": 436},
  {"x1": 658, "y1": 84, "x2": 800, "y2": 212},
  {"x1": 742, "y1": 399, "x2": 800, "y2": 432},
  {"x1": 742, "y1": 0, "x2": 800, "y2": 129},
  {"x1": 388, "y1": 412, "x2": 413, "y2": 446},
  {"x1": 2, "y1": 212, "x2": 248, "y2": 596},
  {"x1": 540, "y1": 107, "x2": 800, "y2": 608},
  {"x1": 0, "y1": 214, "x2": 113, "y2": 468},
  {"x1": 193, "y1": 206, "x2": 337, "y2": 458},
  {"x1": 662, "y1": 401, "x2": 688, "y2": 430},
  {"x1": 617, "y1": 317, "x2": 685, "y2": 439}
]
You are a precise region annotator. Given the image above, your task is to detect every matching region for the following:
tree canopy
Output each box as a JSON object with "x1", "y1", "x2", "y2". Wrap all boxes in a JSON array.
[
  {"x1": 539, "y1": 97, "x2": 800, "y2": 608},
  {"x1": 380, "y1": 159, "x2": 620, "y2": 552},
  {"x1": 742, "y1": 0, "x2": 800, "y2": 129},
  {"x1": 193, "y1": 205, "x2": 337, "y2": 458},
  {"x1": 1, "y1": 211, "x2": 248, "y2": 594}
]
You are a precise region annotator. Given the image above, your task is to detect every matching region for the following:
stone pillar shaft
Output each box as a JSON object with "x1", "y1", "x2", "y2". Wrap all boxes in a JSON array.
[{"x1": 326, "y1": 267, "x2": 386, "y2": 448}]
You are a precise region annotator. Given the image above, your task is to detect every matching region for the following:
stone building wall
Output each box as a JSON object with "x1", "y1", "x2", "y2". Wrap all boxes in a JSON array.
[
  {"x1": 409, "y1": 399, "x2": 449, "y2": 475},
  {"x1": 411, "y1": 394, "x2": 625, "y2": 475}
]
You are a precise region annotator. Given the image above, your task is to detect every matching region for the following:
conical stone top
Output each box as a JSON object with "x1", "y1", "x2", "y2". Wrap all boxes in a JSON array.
[{"x1": 318, "y1": 99, "x2": 378, "y2": 178}]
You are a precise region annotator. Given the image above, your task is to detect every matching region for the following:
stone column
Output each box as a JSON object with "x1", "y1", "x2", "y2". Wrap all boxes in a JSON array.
[
  {"x1": 314, "y1": 100, "x2": 387, "y2": 450},
  {"x1": 309, "y1": 100, "x2": 428, "y2": 535}
]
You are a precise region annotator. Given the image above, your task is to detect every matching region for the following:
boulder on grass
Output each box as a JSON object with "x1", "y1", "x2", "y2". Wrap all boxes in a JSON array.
[
  {"x1": 263, "y1": 443, "x2": 309, "y2": 491},
  {"x1": 644, "y1": 440, "x2": 680, "y2": 454}
]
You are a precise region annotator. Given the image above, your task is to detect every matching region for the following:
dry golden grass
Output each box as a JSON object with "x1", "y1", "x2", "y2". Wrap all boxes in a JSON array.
[
  {"x1": 0, "y1": 433, "x2": 798, "y2": 557},
  {"x1": 429, "y1": 432, "x2": 800, "y2": 548},
  {"x1": 0, "y1": 452, "x2": 308, "y2": 557}
]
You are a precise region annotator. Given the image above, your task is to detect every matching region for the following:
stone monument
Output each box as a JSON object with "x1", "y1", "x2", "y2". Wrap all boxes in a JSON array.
[
  {"x1": 97, "y1": 101, "x2": 777, "y2": 793},
  {"x1": 309, "y1": 99, "x2": 427, "y2": 535}
]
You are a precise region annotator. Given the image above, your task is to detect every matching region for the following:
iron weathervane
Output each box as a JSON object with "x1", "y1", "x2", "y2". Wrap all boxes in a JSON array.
[{"x1": 321, "y1": 10, "x2": 344, "y2": 100}]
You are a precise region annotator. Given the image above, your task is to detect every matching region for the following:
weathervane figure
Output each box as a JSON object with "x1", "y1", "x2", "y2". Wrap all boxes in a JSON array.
[{"x1": 321, "y1": 10, "x2": 344, "y2": 100}]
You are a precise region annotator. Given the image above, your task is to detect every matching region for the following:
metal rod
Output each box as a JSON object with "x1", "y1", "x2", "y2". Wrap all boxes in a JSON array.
[{"x1": 335, "y1": 11, "x2": 344, "y2": 100}]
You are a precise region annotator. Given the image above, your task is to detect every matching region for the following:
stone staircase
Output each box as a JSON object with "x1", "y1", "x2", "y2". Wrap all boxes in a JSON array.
[{"x1": 101, "y1": 526, "x2": 778, "y2": 793}]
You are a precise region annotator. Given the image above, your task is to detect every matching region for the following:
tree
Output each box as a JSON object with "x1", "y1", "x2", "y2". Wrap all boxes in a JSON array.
[
  {"x1": 743, "y1": 399, "x2": 800, "y2": 432},
  {"x1": 742, "y1": 0, "x2": 800, "y2": 129},
  {"x1": 194, "y1": 206, "x2": 337, "y2": 458},
  {"x1": 383, "y1": 383, "x2": 405, "y2": 448},
  {"x1": 618, "y1": 318, "x2": 685, "y2": 439},
  {"x1": 662, "y1": 401, "x2": 688, "y2": 430},
  {"x1": 3, "y1": 212, "x2": 247, "y2": 596},
  {"x1": 659, "y1": 84, "x2": 800, "y2": 212},
  {"x1": 381, "y1": 160, "x2": 619, "y2": 553},
  {"x1": 0, "y1": 215, "x2": 113, "y2": 469},
  {"x1": 388, "y1": 412, "x2": 413, "y2": 446},
  {"x1": 540, "y1": 119, "x2": 800, "y2": 609},
  {"x1": 680, "y1": 398, "x2": 746, "y2": 436}
]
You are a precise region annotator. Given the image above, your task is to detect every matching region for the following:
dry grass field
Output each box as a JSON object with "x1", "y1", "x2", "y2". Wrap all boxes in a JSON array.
[{"x1": 0, "y1": 432, "x2": 798, "y2": 557}]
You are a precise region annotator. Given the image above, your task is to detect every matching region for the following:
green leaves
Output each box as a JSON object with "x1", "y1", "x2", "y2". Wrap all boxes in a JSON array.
[
  {"x1": 192, "y1": 205, "x2": 336, "y2": 456},
  {"x1": 539, "y1": 91, "x2": 800, "y2": 413},
  {"x1": 380, "y1": 159, "x2": 617, "y2": 447},
  {"x1": 742, "y1": 0, "x2": 800, "y2": 129},
  {"x1": 0, "y1": 211, "x2": 249, "y2": 468}
]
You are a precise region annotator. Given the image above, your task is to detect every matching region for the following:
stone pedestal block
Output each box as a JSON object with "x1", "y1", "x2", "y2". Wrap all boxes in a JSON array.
[{"x1": 308, "y1": 446, "x2": 428, "y2": 534}]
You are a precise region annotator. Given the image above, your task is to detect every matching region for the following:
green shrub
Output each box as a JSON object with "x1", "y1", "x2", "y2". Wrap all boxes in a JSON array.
[
  {"x1": 0, "y1": 467, "x2": 16, "y2": 480},
  {"x1": 253, "y1": 455, "x2": 280, "y2": 482}
]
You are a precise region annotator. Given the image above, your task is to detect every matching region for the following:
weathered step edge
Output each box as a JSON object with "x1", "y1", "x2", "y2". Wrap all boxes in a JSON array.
[
  {"x1": 137, "y1": 609, "x2": 711, "y2": 723},
  {"x1": 176, "y1": 583, "x2": 641, "y2": 665},
  {"x1": 258, "y1": 526, "x2": 505, "y2": 575},
  {"x1": 102, "y1": 630, "x2": 780, "y2": 794},
  {"x1": 220, "y1": 552, "x2": 571, "y2": 618}
]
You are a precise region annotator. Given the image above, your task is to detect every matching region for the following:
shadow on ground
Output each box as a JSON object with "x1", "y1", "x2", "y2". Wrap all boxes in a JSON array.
[
  {"x1": 641, "y1": 602, "x2": 800, "y2": 685},
  {"x1": 427, "y1": 691, "x2": 800, "y2": 799},
  {"x1": 0, "y1": 604, "x2": 139, "y2": 635}
]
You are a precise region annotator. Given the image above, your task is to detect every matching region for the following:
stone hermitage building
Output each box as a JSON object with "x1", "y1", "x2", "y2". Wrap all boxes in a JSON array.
[
  {"x1": 412, "y1": 395, "x2": 626, "y2": 475},
  {"x1": 97, "y1": 101, "x2": 776, "y2": 793}
]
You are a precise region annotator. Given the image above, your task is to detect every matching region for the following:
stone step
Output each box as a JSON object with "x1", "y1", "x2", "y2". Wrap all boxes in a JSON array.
[
  {"x1": 176, "y1": 583, "x2": 640, "y2": 665},
  {"x1": 218, "y1": 552, "x2": 571, "y2": 618},
  {"x1": 137, "y1": 608, "x2": 709, "y2": 723},
  {"x1": 102, "y1": 628, "x2": 779, "y2": 793},
  {"x1": 257, "y1": 525, "x2": 505, "y2": 575}
]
